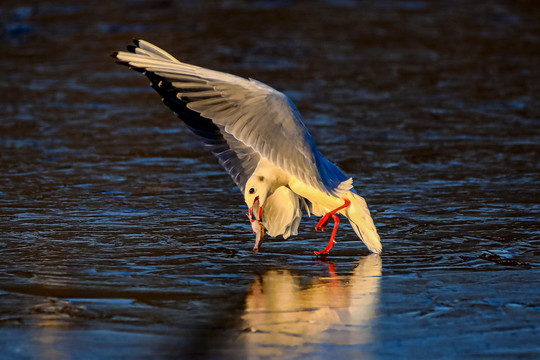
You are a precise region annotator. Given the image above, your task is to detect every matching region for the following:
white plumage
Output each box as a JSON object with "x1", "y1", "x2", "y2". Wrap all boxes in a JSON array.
[{"x1": 113, "y1": 40, "x2": 382, "y2": 255}]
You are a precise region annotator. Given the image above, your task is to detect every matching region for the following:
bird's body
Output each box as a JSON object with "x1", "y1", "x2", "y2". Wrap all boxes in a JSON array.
[{"x1": 113, "y1": 40, "x2": 382, "y2": 255}]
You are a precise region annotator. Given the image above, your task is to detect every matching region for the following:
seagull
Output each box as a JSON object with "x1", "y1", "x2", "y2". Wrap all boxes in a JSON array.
[{"x1": 112, "y1": 40, "x2": 382, "y2": 255}]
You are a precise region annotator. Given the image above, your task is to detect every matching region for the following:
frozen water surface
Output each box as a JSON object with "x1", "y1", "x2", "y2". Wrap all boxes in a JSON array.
[{"x1": 1, "y1": 0, "x2": 539, "y2": 358}]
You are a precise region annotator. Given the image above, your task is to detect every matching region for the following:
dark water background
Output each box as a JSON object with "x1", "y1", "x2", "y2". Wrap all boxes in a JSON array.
[{"x1": 1, "y1": 0, "x2": 539, "y2": 358}]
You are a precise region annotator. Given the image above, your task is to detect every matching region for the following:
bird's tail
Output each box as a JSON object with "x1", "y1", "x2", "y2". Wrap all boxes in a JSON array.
[{"x1": 345, "y1": 192, "x2": 382, "y2": 254}]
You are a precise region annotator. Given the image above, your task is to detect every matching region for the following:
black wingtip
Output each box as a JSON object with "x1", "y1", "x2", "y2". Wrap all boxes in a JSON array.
[
  {"x1": 126, "y1": 45, "x2": 137, "y2": 53},
  {"x1": 110, "y1": 51, "x2": 119, "y2": 59},
  {"x1": 133, "y1": 39, "x2": 141, "y2": 46}
]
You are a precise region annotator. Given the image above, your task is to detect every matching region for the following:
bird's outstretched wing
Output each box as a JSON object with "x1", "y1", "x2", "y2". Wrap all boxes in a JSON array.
[{"x1": 113, "y1": 40, "x2": 352, "y2": 196}]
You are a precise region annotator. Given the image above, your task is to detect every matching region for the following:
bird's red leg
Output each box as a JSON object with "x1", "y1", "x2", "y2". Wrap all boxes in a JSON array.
[
  {"x1": 314, "y1": 214, "x2": 340, "y2": 255},
  {"x1": 314, "y1": 199, "x2": 351, "y2": 255},
  {"x1": 315, "y1": 199, "x2": 350, "y2": 231}
]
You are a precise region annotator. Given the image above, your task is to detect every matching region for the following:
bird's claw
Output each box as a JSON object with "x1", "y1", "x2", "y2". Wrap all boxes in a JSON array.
[
  {"x1": 315, "y1": 215, "x2": 331, "y2": 232},
  {"x1": 314, "y1": 239, "x2": 336, "y2": 256}
]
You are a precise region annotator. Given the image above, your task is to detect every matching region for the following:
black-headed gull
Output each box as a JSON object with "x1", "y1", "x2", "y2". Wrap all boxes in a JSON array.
[{"x1": 112, "y1": 40, "x2": 381, "y2": 255}]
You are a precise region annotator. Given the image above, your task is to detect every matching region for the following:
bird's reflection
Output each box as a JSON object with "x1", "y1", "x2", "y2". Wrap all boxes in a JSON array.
[{"x1": 241, "y1": 254, "x2": 382, "y2": 356}]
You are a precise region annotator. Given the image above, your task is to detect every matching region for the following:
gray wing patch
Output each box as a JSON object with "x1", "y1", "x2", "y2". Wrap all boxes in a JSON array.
[
  {"x1": 179, "y1": 78, "x2": 351, "y2": 197},
  {"x1": 147, "y1": 73, "x2": 260, "y2": 193}
]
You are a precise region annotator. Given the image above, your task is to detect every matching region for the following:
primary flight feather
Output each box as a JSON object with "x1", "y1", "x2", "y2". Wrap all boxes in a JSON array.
[{"x1": 113, "y1": 40, "x2": 382, "y2": 255}]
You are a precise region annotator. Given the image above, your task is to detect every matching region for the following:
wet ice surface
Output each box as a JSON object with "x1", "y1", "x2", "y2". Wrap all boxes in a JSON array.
[{"x1": 1, "y1": 0, "x2": 539, "y2": 358}]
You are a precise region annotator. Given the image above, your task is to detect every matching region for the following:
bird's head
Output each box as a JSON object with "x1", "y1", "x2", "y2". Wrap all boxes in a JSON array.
[
  {"x1": 244, "y1": 175, "x2": 271, "y2": 216},
  {"x1": 244, "y1": 176, "x2": 269, "y2": 253}
]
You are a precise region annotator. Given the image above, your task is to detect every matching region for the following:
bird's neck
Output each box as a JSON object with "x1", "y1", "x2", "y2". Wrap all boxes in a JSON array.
[{"x1": 253, "y1": 158, "x2": 289, "y2": 195}]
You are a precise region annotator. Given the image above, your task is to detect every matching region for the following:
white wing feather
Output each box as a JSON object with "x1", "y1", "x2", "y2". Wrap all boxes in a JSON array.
[{"x1": 114, "y1": 40, "x2": 352, "y2": 197}]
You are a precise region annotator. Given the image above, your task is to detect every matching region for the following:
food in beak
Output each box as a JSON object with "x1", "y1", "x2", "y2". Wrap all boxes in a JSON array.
[{"x1": 251, "y1": 219, "x2": 265, "y2": 253}]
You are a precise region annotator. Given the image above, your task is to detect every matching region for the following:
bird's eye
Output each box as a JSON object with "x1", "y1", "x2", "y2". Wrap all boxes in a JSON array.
[{"x1": 249, "y1": 188, "x2": 255, "y2": 194}]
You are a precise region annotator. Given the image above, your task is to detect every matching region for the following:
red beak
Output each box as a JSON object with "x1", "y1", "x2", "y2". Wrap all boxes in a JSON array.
[{"x1": 249, "y1": 196, "x2": 262, "y2": 222}]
